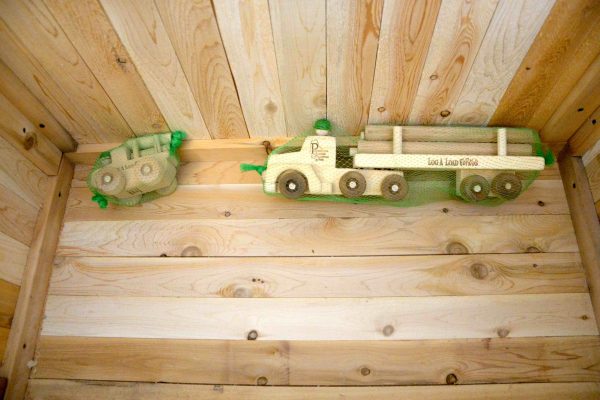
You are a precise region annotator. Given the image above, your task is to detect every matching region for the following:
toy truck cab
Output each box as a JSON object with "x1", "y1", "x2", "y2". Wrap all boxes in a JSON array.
[{"x1": 263, "y1": 135, "x2": 337, "y2": 198}]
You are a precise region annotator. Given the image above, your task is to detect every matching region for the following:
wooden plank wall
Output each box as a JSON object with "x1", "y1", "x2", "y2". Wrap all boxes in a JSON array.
[{"x1": 0, "y1": 0, "x2": 597, "y2": 148}]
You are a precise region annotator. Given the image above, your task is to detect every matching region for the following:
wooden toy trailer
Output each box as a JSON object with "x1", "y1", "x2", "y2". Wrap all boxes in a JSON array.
[{"x1": 264, "y1": 125, "x2": 545, "y2": 201}]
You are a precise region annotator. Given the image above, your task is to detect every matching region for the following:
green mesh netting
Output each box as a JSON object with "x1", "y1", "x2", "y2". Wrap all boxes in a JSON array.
[
  {"x1": 242, "y1": 122, "x2": 553, "y2": 207},
  {"x1": 88, "y1": 131, "x2": 185, "y2": 208}
]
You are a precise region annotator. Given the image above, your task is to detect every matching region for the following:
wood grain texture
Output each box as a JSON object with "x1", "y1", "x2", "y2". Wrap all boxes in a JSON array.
[
  {"x1": 100, "y1": 0, "x2": 210, "y2": 139},
  {"x1": 490, "y1": 0, "x2": 600, "y2": 128},
  {"x1": 570, "y1": 104, "x2": 600, "y2": 156},
  {"x1": 25, "y1": 380, "x2": 600, "y2": 400},
  {"x1": 0, "y1": 60, "x2": 75, "y2": 152},
  {"x1": 0, "y1": 135, "x2": 49, "y2": 208},
  {"x1": 1, "y1": 159, "x2": 73, "y2": 400},
  {"x1": 560, "y1": 154, "x2": 600, "y2": 332},
  {"x1": 0, "y1": 0, "x2": 133, "y2": 143},
  {"x1": 0, "y1": 232, "x2": 28, "y2": 286},
  {"x1": 49, "y1": 253, "x2": 585, "y2": 298},
  {"x1": 63, "y1": 179, "x2": 569, "y2": 222},
  {"x1": 540, "y1": 53, "x2": 600, "y2": 143},
  {"x1": 156, "y1": 0, "x2": 249, "y2": 139},
  {"x1": 327, "y1": 0, "x2": 382, "y2": 135},
  {"x1": 57, "y1": 215, "x2": 578, "y2": 257},
  {"x1": 33, "y1": 336, "x2": 600, "y2": 384},
  {"x1": 269, "y1": 0, "x2": 326, "y2": 136},
  {"x1": 448, "y1": 0, "x2": 555, "y2": 125},
  {"x1": 585, "y1": 155, "x2": 600, "y2": 202},
  {"x1": 0, "y1": 92, "x2": 61, "y2": 175},
  {"x1": 0, "y1": 279, "x2": 19, "y2": 331},
  {"x1": 44, "y1": 0, "x2": 168, "y2": 135},
  {"x1": 213, "y1": 0, "x2": 286, "y2": 137},
  {"x1": 368, "y1": 0, "x2": 441, "y2": 124},
  {"x1": 0, "y1": 178, "x2": 38, "y2": 246},
  {"x1": 42, "y1": 293, "x2": 597, "y2": 340},
  {"x1": 408, "y1": 0, "x2": 498, "y2": 124}
]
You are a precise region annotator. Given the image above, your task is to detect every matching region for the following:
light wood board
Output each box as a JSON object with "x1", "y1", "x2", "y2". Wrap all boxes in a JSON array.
[
  {"x1": 41, "y1": 293, "x2": 596, "y2": 340},
  {"x1": 213, "y1": 0, "x2": 286, "y2": 138},
  {"x1": 100, "y1": 0, "x2": 210, "y2": 139},
  {"x1": 49, "y1": 253, "x2": 585, "y2": 298},
  {"x1": 155, "y1": 0, "x2": 249, "y2": 139},
  {"x1": 25, "y1": 380, "x2": 600, "y2": 400},
  {"x1": 57, "y1": 215, "x2": 578, "y2": 257},
  {"x1": 33, "y1": 336, "x2": 600, "y2": 384}
]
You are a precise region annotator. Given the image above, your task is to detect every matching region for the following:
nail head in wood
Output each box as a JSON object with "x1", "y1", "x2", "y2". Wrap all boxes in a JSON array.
[{"x1": 446, "y1": 373, "x2": 458, "y2": 385}]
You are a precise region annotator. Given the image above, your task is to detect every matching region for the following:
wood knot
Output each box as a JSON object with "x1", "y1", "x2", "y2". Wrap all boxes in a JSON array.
[
  {"x1": 497, "y1": 328, "x2": 510, "y2": 338},
  {"x1": 440, "y1": 110, "x2": 451, "y2": 118},
  {"x1": 537, "y1": 200, "x2": 545, "y2": 207},
  {"x1": 265, "y1": 101, "x2": 278, "y2": 113},
  {"x1": 526, "y1": 246, "x2": 541, "y2": 253},
  {"x1": 247, "y1": 330, "x2": 258, "y2": 340},
  {"x1": 442, "y1": 207, "x2": 449, "y2": 213},
  {"x1": 377, "y1": 106, "x2": 386, "y2": 112},
  {"x1": 446, "y1": 242, "x2": 468, "y2": 255},
  {"x1": 116, "y1": 57, "x2": 127, "y2": 64},
  {"x1": 360, "y1": 367, "x2": 371, "y2": 376},
  {"x1": 233, "y1": 287, "x2": 252, "y2": 298},
  {"x1": 470, "y1": 263, "x2": 488, "y2": 280},
  {"x1": 224, "y1": 211, "x2": 232, "y2": 217},
  {"x1": 24, "y1": 133, "x2": 37, "y2": 150},
  {"x1": 581, "y1": 315, "x2": 589, "y2": 320},
  {"x1": 382, "y1": 325, "x2": 394, "y2": 337},
  {"x1": 152, "y1": 123, "x2": 162, "y2": 129},
  {"x1": 256, "y1": 376, "x2": 268, "y2": 386},
  {"x1": 446, "y1": 373, "x2": 458, "y2": 385},
  {"x1": 181, "y1": 246, "x2": 201, "y2": 257},
  {"x1": 430, "y1": 74, "x2": 438, "y2": 80}
]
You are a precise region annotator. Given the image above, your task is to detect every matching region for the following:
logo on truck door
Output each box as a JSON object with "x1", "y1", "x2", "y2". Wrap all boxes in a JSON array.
[{"x1": 310, "y1": 139, "x2": 329, "y2": 162}]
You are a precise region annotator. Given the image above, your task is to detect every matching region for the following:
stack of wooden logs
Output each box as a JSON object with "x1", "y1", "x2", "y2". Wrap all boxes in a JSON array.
[{"x1": 350, "y1": 126, "x2": 536, "y2": 156}]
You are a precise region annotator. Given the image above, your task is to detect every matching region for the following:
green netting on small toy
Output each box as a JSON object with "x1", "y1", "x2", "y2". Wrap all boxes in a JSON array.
[
  {"x1": 87, "y1": 131, "x2": 185, "y2": 208},
  {"x1": 242, "y1": 121, "x2": 549, "y2": 207}
]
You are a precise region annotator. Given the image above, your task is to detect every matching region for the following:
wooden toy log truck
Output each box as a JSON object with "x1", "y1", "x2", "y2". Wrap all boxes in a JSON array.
[{"x1": 261, "y1": 125, "x2": 546, "y2": 202}]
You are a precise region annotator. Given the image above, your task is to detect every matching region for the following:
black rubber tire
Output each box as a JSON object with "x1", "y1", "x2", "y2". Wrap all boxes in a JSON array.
[
  {"x1": 460, "y1": 175, "x2": 490, "y2": 202},
  {"x1": 380, "y1": 174, "x2": 409, "y2": 201},
  {"x1": 492, "y1": 173, "x2": 522, "y2": 200},
  {"x1": 339, "y1": 171, "x2": 367, "y2": 198},
  {"x1": 277, "y1": 170, "x2": 307, "y2": 199}
]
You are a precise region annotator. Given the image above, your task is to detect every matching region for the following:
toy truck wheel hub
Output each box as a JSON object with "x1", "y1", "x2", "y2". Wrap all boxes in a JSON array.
[
  {"x1": 286, "y1": 181, "x2": 297, "y2": 191},
  {"x1": 102, "y1": 173, "x2": 113, "y2": 184},
  {"x1": 504, "y1": 182, "x2": 512, "y2": 190},
  {"x1": 141, "y1": 163, "x2": 153, "y2": 176},
  {"x1": 390, "y1": 184, "x2": 399, "y2": 193},
  {"x1": 347, "y1": 179, "x2": 358, "y2": 189},
  {"x1": 473, "y1": 184, "x2": 482, "y2": 193}
]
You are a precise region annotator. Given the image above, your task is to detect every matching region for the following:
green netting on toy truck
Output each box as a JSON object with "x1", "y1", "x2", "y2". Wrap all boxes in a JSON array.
[
  {"x1": 88, "y1": 131, "x2": 185, "y2": 208},
  {"x1": 242, "y1": 122, "x2": 554, "y2": 207}
]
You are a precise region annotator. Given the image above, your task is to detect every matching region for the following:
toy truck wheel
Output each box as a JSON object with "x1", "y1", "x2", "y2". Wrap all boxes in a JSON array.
[
  {"x1": 381, "y1": 174, "x2": 408, "y2": 200},
  {"x1": 277, "y1": 170, "x2": 307, "y2": 199},
  {"x1": 138, "y1": 158, "x2": 164, "y2": 186},
  {"x1": 339, "y1": 171, "x2": 367, "y2": 198},
  {"x1": 460, "y1": 175, "x2": 490, "y2": 202},
  {"x1": 492, "y1": 173, "x2": 522, "y2": 200},
  {"x1": 94, "y1": 166, "x2": 125, "y2": 196}
]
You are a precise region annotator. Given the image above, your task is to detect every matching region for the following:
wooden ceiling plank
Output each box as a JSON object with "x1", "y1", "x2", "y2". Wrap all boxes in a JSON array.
[
  {"x1": 327, "y1": 0, "x2": 383, "y2": 135},
  {"x1": 99, "y1": 0, "x2": 210, "y2": 139},
  {"x1": 449, "y1": 0, "x2": 555, "y2": 125},
  {"x1": 368, "y1": 0, "x2": 441, "y2": 124},
  {"x1": 155, "y1": 0, "x2": 249, "y2": 139},
  {"x1": 408, "y1": 0, "x2": 498, "y2": 124},
  {"x1": 0, "y1": 0, "x2": 134, "y2": 143},
  {"x1": 213, "y1": 0, "x2": 287, "y2": 138},
  {"x1": 44, "y1": 0, "x2": 168, "y2": 136}
]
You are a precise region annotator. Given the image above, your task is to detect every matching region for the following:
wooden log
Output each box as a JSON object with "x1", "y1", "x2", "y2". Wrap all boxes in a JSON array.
[
  {"x1": 49, "y1": 253, "x2": 585, "y2": 298},
  {"x1": 364, "y1": 125, "x2": 538, "y2": 143},
  {"x1": 559, "y1": 153, "x2": 600, "y2": 331},
  {"x1": 57, "y1": 215, "x2": 578, "y2": 257},
  {"x1": 41, "y1": 293, "x2": 597, "y2": 340},
  {"x1": 33, "y1": 336, "x2": 600, "y2": 385},
  {"x1": 355, "y1": 140, "x2": 533, "y2": 155},
  {"x1": 25, "y1": 380, "x2": 600, "y2": 400},
  {"x1": 0, "y1": 158, "x2": 73, "y2": 400}
]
